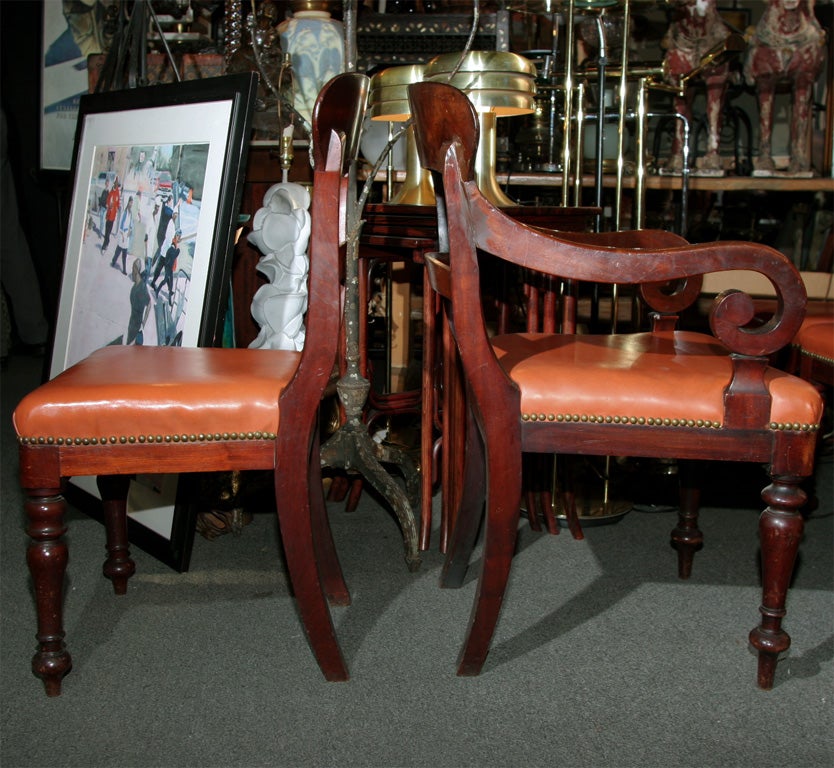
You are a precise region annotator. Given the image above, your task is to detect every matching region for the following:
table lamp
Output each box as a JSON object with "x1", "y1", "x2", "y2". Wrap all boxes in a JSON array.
[
  {"x1": 368, "y1": 64, "x2": 435, "y2": 206},
  {"x1": 424, "y1": 51, "x2": 537, "y2": 207}
]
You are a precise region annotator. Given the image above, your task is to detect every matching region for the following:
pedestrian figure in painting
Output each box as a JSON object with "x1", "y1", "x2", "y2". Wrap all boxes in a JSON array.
[
  {"x1": 110, "y1": 195, "x2": 134, "y2": 274},
  {"x1": 98, "y1": 179, "x2": 110, "y2": 238},
  {"x1": 126, "y1": 259, "x2": 151, "y2": 345},
  {"x1": 101, "y1": 176, "x2": 121, "y2": 251},
  {"x1": 151, "y1": 231, "x2": 181, "y2": 305},
  {"x1": 129, "y1": 191, "x2": 149, "y2": 272},
  {"x1": 744, "y1": 0, "x2": 825, "y2": 174},
  {"x1": 151, "y1": 193, "x2": 176, "y2": 266}
]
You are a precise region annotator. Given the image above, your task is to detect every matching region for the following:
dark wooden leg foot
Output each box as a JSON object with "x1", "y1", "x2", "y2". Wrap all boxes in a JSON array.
[
  {"x1": 344, "y1": 477, "x2": 364, "y2": 513},
  {"x1": 559, "y1": 457, "x2": 585, "y2": 541},
  {"x1": 457, "y1": 486, "x2": 520, "y2": 677},
  {"x1": 419, "y1": 268, "x2": 437, "y2": 552},
  {"x1": 308, "y1": 431, "x2": 350, "y2": 607},
  {"x1": 672, "y1": 460, "x2": 703, "y2": 579},
  {"x1": 523, "y1": 456, "x2": 543, "y2": 532},
  {"x1": 455, "y1": 434, "x2": 522, "y2": 677},
  {"x1": 748, "y1": 476, "x2": 805, "y2": 690},
  {"x1": 539, "y1": 460, "x2": 560, "y2": 536},
  {"x1": 563, "y1": 489, "x2": 584, "y2": 541},
  {"x1": 326, "y1": 473, "x2": 350, "y2": 502},
  {"x1": 25, "y1": 489, "x2": 72, "y2": 696},
  {"x1": 97, "y1": 475, "x2": 136, "y2": 595},
  {"x1": 441, "y1": 407, "x2": 485, "y2": 589},
  {"x1": 275, "y1": 469, "x2": 349, "y2": 682}
]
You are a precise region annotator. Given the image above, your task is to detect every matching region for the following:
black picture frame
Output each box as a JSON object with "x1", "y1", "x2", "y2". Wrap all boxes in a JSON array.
[{"x1": 49, "y1": 73, "x2": 257, "y2": 571}]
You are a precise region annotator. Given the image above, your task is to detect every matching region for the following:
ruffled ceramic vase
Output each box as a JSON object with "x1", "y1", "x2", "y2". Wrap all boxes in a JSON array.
[
  {"x1": 278, "y1": 1, "x2": 345, "y2": 128},
  {"x1": 247, "y1": 182, "x2": 312, "y2": 351}
]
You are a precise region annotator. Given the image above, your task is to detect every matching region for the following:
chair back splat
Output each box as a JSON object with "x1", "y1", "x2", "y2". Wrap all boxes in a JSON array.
[
  {"x1": 409, "y1": 80, "x2": 823, "y2": 688},
  {"x1": 14, "y1": 72, "x2": 369, "y2": 696}
]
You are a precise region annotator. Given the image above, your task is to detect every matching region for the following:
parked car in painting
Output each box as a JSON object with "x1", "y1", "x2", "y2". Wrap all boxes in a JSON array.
[{"x1": 155, "y1": 170, "x2": 173, "y2": 194}]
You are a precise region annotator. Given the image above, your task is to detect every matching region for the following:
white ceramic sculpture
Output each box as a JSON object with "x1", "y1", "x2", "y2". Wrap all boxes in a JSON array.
[{"x1": 247, "y1": 182, "x2": 312, "y2": 351}]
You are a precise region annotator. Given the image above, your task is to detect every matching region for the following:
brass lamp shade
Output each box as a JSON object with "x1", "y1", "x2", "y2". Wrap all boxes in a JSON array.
[
  {"x1": 369, "y1": 65, "x2": 435, "y2": 206},
  {"x1": 424, "y1": 51, "x2": 536, "y2": 206},
  {"x1": 369, "y1": 64, "x2": 425, "y2": 122}
]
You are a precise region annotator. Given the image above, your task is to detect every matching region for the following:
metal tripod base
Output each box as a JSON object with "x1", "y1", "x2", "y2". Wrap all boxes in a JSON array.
[{"x1": 320, "y1": 374, "x2": 421, "y2": 572}]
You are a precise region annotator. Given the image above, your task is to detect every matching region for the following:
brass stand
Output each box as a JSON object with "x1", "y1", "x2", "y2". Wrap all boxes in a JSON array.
[{"x1": 319, "y1": 176, "x2": 421, "y2": 571}]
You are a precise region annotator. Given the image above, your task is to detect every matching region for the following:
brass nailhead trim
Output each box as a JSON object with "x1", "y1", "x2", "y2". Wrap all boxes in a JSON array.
[
  {"x1": 18, "y1": 431, "x2": 278, "y2": 446},
  {"x1": 520, "y1": 413, "x2": 820, "y2": 433},
  {"x1": 769, "y1": 422, "x2": 819, "y2": 432}
]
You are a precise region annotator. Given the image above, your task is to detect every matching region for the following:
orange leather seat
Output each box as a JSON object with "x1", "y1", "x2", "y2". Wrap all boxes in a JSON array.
[
  {"x1": 795, "y1": 319, "x2": 834, "y2": 386},
  {"x1": 796, "y1": 320, "x2": 834, "y2": 363},
  {"x1": 15, "y1": 346, "x2": 296, "y2": 449},
  {"x1": 492, "y1": 330, "x2": 822, "y2": 429}
]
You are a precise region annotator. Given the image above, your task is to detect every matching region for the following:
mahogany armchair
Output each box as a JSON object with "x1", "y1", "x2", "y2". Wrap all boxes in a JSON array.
[
  {"x1": 408, "y1": 81, "x2": 824, "y2": 688},
  {"x1": 13, "y1": 73, "x2": 368, "y2": 695}
]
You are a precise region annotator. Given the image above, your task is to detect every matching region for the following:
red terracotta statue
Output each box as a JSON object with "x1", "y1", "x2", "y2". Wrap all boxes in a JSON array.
[
  {"x1": 744, "y1": 0, "x2": 825, "y2": 174},
  {"x1": 662, "y1": 0, "x2": 733, "y2": 173}
]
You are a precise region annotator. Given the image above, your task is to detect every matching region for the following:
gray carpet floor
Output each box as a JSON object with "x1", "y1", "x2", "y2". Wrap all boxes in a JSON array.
[{"x1": 1, "y1": 352, "x2": 832, "y2": 768}]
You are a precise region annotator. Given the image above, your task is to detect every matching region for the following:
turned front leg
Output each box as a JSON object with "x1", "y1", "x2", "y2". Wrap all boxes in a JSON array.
[
  {"x1": 25, "y1": 489, "x2": 72, "y2": 696},
  {"x1": 97, "y1": 475, "x2": 136, "y2": 594},
  {"x1": 671, "y1": 460, "x2": 703, "y2": 579},
  {"x1": 748, "y1": 476, "x2": 805, "y2": 690}
]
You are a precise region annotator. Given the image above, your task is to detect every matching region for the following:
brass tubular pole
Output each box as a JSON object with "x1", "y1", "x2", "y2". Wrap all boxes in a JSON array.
[
  {"x1": 561, "y1": 0, "x2": 576, "y2": 205},
  {"x1": 386, "y1": 122, "x2": 394, "y2": 201},
  {"x1": 634, "y1": 77, "x2": 648, "y2": 230},
  {"x1": 614, "y1": 0, "x2": 630, "y2": 231},
  {"x1": 573, "y1": 83, "x2": 585, "y2": 206},
  {"x1": 343, "y1": 0, "x2": 357, "y2": 73},
  {"x1": 678, "y1": 112, "x2": 691, "y2": 236},
  {"x1": 594, "y1": 13, "x2": 607, "y2": 233},
  {"x1": 608, "y1": 8, "x2": 629, "y2": 516},
  {"x1": 546, "y1": 65, "x2": 665, "y2": 79},
  {"x1": 546, "y1": 2, "x2": 560, "y2": 171}
]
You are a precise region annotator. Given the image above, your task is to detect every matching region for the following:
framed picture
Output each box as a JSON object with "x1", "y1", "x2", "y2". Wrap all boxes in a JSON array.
[
  {"x1": 53, "y1": 73, "x2": 257, "y2": 571},
  {"x1": 40, "y1": 0, "x2": 104, "y2": 171}
]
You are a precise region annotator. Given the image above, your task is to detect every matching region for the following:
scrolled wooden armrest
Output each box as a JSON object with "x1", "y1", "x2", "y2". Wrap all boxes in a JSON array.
[
  {"x1": 640, "y1": 277, "x2": 704, "y2": 315},
  {"x1": 544, "y1": 229, "x2": 705, "y2": 316},
  {"x1": 470, "y1": 194, "x2": 807, "y2": 357},
  {"x1": 708, "y1": 287, "x2": 797, "y2": 357}
]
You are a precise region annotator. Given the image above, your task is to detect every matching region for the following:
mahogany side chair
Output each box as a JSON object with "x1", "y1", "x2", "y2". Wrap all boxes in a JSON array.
[
  {"x1": 408, "y1": 80, "x2": 824, "y2": 689},
  {"x1": 13, "y1": 72, "x2": 369, "y2": 696}
]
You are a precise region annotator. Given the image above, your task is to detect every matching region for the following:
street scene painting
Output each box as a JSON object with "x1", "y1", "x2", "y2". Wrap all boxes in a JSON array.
[
  {"x1": 49, "y1": 75, "x2": 257, "y2": 570},
  {"x1": 67, "y1": 141, "x2": 209, "y2": 369}
]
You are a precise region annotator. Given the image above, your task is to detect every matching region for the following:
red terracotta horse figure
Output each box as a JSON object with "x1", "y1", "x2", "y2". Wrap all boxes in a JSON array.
[
  {"x1": 663, "y1": 0, "x2": 733, "y2": 173},
  {"x1": 744, "y1": 0, "x2": 825, "y2": 174}
]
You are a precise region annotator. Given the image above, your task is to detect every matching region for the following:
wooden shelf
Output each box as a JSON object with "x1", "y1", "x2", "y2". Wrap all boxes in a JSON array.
[
  {"x1": 498, "y1": 172, "x2": 834, "y2": 193},
  {"x1": 370, "y1": 169, "x2": 834, "y2": 194}
]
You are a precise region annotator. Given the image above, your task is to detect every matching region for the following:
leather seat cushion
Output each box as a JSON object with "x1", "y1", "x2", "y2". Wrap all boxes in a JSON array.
[
  {"x1": 796, "y1": 321, "x2": 834, "y2": 363},
  {"x1": 492, "y1": 330, "x2": 823, "y2": 428},
  {"x1": 14, "y1": 345, "x2": 301, "y2": 444}
]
